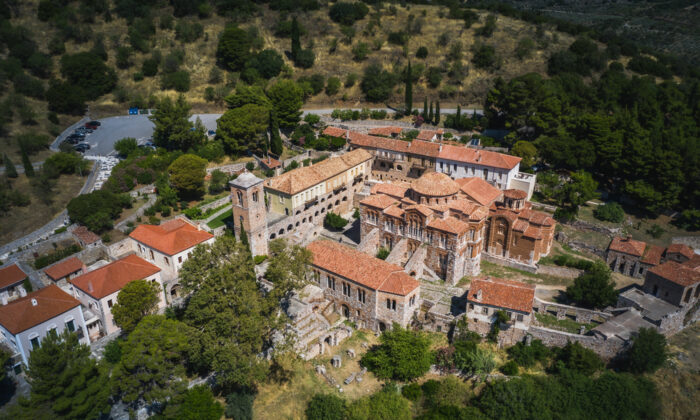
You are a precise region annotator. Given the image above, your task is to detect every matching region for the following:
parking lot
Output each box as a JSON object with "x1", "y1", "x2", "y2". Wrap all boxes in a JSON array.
[{"x1": 57, "y1": 114, "x2": 221, "y2": 157}]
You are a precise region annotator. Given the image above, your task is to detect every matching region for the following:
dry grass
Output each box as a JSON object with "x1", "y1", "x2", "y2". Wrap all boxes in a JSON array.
[
  {"x1": 651, "y1": 323, "x2": 700, "y2": 420},
  {"x1": 0, "y1": 172, "x2": 87, "y2": 244},
  {"x1": 479, "y1": 260, "x2": 574, "y2": 287}
]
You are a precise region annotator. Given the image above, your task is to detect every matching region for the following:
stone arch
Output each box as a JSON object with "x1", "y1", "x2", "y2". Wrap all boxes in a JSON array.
[
  {"x1": 315, "y1": 211, "x2": 319, "y2": 216},
  {"x1": 169, "y1": 284, "x2": 181, "y2": 299},
  {"x1": 341, "y1": 304, "x2": 350, "y2": 318},
  {"x1": 270, "y1": 233, "x2": 276, "y2": 239},
  {"x1": 279, "y1": 228, "x2": 285, "y2": 235},
  {"x1": 302, "y1": 217, "x2": 307, "y2": 223},
  {"x1": 296, "y1": 210, "x2": 301, "y2": 215},
  {"x1": 295, "y1": 221, "x2": 300, "y2": 227},
  {"x1": 342, "y1": 196, "x2": 347, "y2": 201},
  {"x1": 287, "y1": 224, "x2": 293, "y2": 232},
  {"x1": 334, "y1": 200, "x2": 340, "y2": 206},
  {"x1": 309, "y1": 216, "x2": 313, "y2": 222},
  {"x1": 327, "y1": 204, "x2": 332, "y2": 210},
  {"x1": 321, "y1": 208, "x2": 326, "y2": 213}
]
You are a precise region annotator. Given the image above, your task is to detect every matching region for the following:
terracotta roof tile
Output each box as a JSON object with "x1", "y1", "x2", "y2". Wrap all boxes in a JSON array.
[
  {"x1": 264, "y1": 149, "x2": 372, "y2": 195},
  {"x1": 383, "y1": 205, "x2": 405, "y2": 218},
  {"x1": 648, "y1": 261, "x2": 700, "y2": 287},
  {"x1": 361, "y1": 194, "x2": 398, "y2": 210},
  {"x1": 641, "y1": 245, "x2": 665, "y2": 266},
  {"x1": 130, "y1": 219, "x2": 214, "y2": 256},
  {"x1": 0, "y1": 264, "x2": 27, "y2": 289},
  {"x1": 455, "y1": 177, "x2": 503, "y2": 206},
  {"x1": 427, "y1": 216, "x2": 469, "y2": 235},
  {"x1": 438, "y1": 144, "x2": 521, "y2": 170},
  {"x1": 307, "y1": 240, "x2": 419, "y2": 296},
  {"x1": 504, "y1": 189, "x2": 527, "y2": 199},
  {"x1": 260, "y1": 156, "x2": 281, "y2": 169},
  {"x1": 0, "y1": 285, "x2": 81, "y2": 334},
  {"x1": 609, "y1": 237, "x2": 647, "y2": 257},
  {"x1": 683, "y1": 254, "x2": 700, "y2": 269},
  {"x1": 72, "y1": 226, "x2": 100, "y2": 244},
  {"x1": 349, "y1": 132, "x2": 411, "y2": 153},
  {"x1": 447, "y1": 200, "x2": 489, "y2": 221},
  {"x1": 368, "y1": 126, "x2": 403, "y2": 137},
  {"x1": 323, "y1": 126, "x2": 347, "y2": 138},
  {"x1": 405, "y1": 204, "x2": 434, "y2": 217},
  {"x1": 407, "y1": 140, "x2": 440, "y2": 157},
  {"x1": 370, "y1": 183, "x2": 409, "y2": 199},
  {"x1": 70, "y1": 254, "x2": 161, "y2": 299},
  {"x1": 44, "y1": 257, "x2": 84, "y2": 281},
  {"x1": 416, "y1": 130, "x2": 438, "y2": 141},
  {"x1": 467, "y1": 277, "x2": 535, "y2": 313},
  {"x1": 412, "y1": 172, "x2": 460, "y2": 197},
  {"x1": 666, "y1": 244, "x2": 695, "y2": 260}
]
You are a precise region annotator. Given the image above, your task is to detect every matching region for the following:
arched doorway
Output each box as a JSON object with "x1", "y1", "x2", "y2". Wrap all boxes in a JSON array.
[
  {"x1": 341, "y1": 304, "x2": 350, "y2": 318},
  {"x1": 378, "y1": 322, "x2": 386, "y2": 332}
]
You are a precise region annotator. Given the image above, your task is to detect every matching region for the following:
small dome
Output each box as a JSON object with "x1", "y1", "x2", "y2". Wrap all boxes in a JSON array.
[
  {"x1": 503, "y1": 189, "x2": 527, "y2": 200},
  {"x1": 230, "y1": 170, "x2": 263, "y2": 189},
  {"x1": 412, "y1": 172, "x2": 460, "y2": 197}
]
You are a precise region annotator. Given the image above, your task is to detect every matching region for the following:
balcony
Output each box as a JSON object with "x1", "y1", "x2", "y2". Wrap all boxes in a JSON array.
[
  {"x1": 304, "y1": 197, "x2": 318, "y2": 209},
  {"x1": 515, "y1": 172, "x2": 535, "y2": 180}
]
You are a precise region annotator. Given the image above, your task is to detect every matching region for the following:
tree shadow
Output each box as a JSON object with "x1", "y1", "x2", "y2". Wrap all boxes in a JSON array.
[{"x1": 0, "y1": 376, "x2": 17, "y2": 407}]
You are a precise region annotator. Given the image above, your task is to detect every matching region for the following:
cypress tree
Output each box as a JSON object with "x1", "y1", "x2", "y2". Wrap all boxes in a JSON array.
[
  {"x1": 428, "y1": 101, "x2": 434, "y2": 124},
  {"x1": 21, "y1": 147, "x2": 34, "y2": 177},
  {"x1": 3, "y1": 154, "x2": 17, "y2": 178},
  {"x1": 422, "y1": 97, "x2": 428, "y2": 119},
  {"x1": 405, "y1": 61, "x2": 413, "y2": 115},
  {"x1": 291, "y1": 17, "x2": 301, "y2": 62},
  {"x1": 435, "y1": 101, "x2": 441, "y2": 125},
  {"x1": 269, "y1": 111, "x2": 283, "y2": 156},
  {"x1": 239, "y1": 221, "x2": 249, "y2": 248},
  {"x1": 456, "y1": 105, "x2": 461, "y2": 130}
]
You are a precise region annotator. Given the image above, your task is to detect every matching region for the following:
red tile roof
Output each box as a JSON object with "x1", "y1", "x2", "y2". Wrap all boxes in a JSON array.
[
  {"x1": 504, "y1": 189, "x2": 527, "y2": 200},
  {"x1": 360, "y1": 194, "x2": 398, "y2": 210},
  {"x1": 412, "y1": 172, "x2": 460, "y2": 197},
  {"x1": 370, "y1": 183, "x2": 409, "y2": 199},
  {"x1": 307, "y1": 240, "x2": 419, "y2": 296},
  {"x1": 416, "y1": 130, "x2": 438, "y2": 141},
  {"x1": 427, "y1": 216, "x2": 469, "y2": 235},
  {"x1": 129, "y1": 219, "x2": 214, "y2": 256},
  {"x1": 383, "y1": 205, "x2": 405, "y2": 218},
  {"x1": 407, "y1": 140, "x2": 441, "y2": 157},
  {"x1": 323, "y1": 126, "x2": 347, "y2": 138},
  {"x1": 260, "y1": 156, "x2": 281, "y2": 169},
  {"x1": 467, "y1": 277, "x2": 535, "y2": 313},
  {"x1": 0, "y1": 264, "x2": 27, "y2": 289},
  {"x1": 666, "y1": 243, "x2": 695, "y2": 260},
  {"x1": 455, "y1": 177, "x2": 503, "y2": 206},
  {"x1": 648, "y1": 261, "x2": 700, "y2": 287},
  {"x1": 70, "y1": 254, "x2": 161, "y2": 299},
  {"x1": 608, "y1": 237, "x2": 647, "y2": 257},
  {"x1": 72, "y1": 226, "x2": 100, "y2": 244},
  {"x1": 44, "y1": 257, "x2": 84, "y2": 281},
  {"x1": 641, "y1": 245, "x2": 665, "y2": 266},
  {"x1": 438, "y1": 145, "x2": 521, "y2": 170},
  {"x1": 0, "y1": 285, "x2": 81, "y2": 334},
  {"x1": 349, "y1": 132, "x2": 411, "y2": 153},
  {"x1": 368, "y1": 126, "x2": 403, "y2": 137}
]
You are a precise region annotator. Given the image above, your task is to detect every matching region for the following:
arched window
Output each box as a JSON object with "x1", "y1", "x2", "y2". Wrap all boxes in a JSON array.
[{"x1": 237, "y1": 191, "x2": 243, "y2": 205}]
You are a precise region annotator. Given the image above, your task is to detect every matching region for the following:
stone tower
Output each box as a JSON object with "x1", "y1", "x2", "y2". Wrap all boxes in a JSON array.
[{"x1": 230, "y1": 171, "x2": 268, "y2": 256}]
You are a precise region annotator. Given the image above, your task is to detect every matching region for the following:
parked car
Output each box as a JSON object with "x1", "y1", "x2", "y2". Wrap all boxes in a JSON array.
[
  {"x1": 74, "y1": 143, "x2": 90, "y2": 153},
  {"x1": 65, "y1": 136, "x2": 81, "y2": 144},
  {"x1": 85, "y1": 121, "x2": 101, "y2": 129}
]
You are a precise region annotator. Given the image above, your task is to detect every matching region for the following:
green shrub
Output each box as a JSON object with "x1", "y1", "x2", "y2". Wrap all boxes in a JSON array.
[
  {"x1": 401, "y1": 383, "x2": 422, "y2": 401},
  {"x1": 500, "y1": 360, "x2": 519, "y2": 375},
  {"x1": 225, "y1": 390, "x2": 255, "y2": 420},
  {"x1": 376, "y1": 247, "x2": 390, "y2": 260},
  {"x1": 324, "y1": 212, "x2": 348, "y2": 230},
  {"x1": 507, "y1": 339, "x2": 550, "y2": 367},
  {"x1": 361, "y1": 325, "x2": 433, "y2": 381},
  {"x1": 34, "y1": 244, "x2": 82, "y2": 269},
  {"x1": 625, "y1": 327, "x2": 667, "y2": 374},
  {"x1": 416, "y1": 46, "x2": 428, "y2": 59},
  {"x1": 103, "y1": 339, "x2": 122, "y2": 364},
  {"x1": 253, "y1": 255, "x2": 268, "y2": 265},
  {"x1": 593, "y1": 202, "x2": 625, "y2": 223}
]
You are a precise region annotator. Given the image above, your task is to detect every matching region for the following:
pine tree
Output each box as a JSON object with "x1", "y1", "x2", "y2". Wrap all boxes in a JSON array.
[
  {"x1": 269, "y1": 111, "x2": 283, "y2": 156},
  {"x1": 428, "y1": 101, "x2": 434, "y2": 124},
  {"x1": 435, "y1": 101, "x2": 441, "y2": 126},
  {"x1": 239, "y1": 221, "x2": 249, "y2": 248},
  {"x1": 404, "y1": 61, "x2": 413, "y2": 116},
  {"x1": 291, "y1": 17, "x2": 301, "y2": 62},
  {"x1": 456, "y1": 105, "x2": 461, "y2": 130},
  {"x1": 21, "y1": 147, "x2": 34, "y2": 177},
  {"x1": 423, "y1": 97, "x2": 428, "y2": 119},
  {"x1": 3, "y1": 154, "x2": 17, "y2": 178}
]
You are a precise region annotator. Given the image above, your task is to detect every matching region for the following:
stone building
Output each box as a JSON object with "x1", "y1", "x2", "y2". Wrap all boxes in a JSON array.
[
  {"x1": 230, "y1": 150, "x2": 373, "y2": 249},
  {"x1": 129, "y1": 218, "x2": 215, "y2": 298},
  {"x1": 43, "y1": 256, "x2": 86, "y2": 285},
  {"x1": 606, "y1": 236, "x2": 697, "y2": 279},
  {"x1": 306, "y1": 240, "x2": 421, "y2": 332},
  {"x1": 643, "y1": 261, "x2": 700, "y2": 307},
  {"x1": 0, "y1": 264, "x2": 28, "y2": 304},
  {"x1": 0, "y1": 284, "x2": 89, "y2": 366},
  {"x1": 69, "y1": 254, "x2": 165, "y2": 337},
  {"x1": 358, "y1": 172, "x2": 555, "y2": 284},
  {"x1": 465, "y1": 277, "x2": 535, "y2": 345},
  {"x1": 345, "y1": 127, "x2": 535, "y2": 199}
]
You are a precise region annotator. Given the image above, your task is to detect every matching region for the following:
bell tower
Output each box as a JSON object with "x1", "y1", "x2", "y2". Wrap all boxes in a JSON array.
[{"x1": 230, "y1": 171, "x2": 268, "y2": 256}]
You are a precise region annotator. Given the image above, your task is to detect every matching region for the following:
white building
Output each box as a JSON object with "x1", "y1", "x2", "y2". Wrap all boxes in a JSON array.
[
  {"x1": 0, "y1": 285, "x2": 89, "y2": 366},
  {"x1": 129, "y1": 218, "x2": 215, "y2": 299},
  {"x1": 69, "y1": 254, "x2": 164, "y2": 338}
]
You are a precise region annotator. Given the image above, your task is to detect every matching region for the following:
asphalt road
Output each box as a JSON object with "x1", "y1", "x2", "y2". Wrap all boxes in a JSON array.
[{"x1": 57, "y1": 108, "x2": 482, "y2": 157}]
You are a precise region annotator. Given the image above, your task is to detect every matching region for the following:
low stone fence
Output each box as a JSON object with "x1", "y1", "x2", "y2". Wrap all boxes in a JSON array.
[
  {"x1": 530, "y1": 201, "x2": 557, "y2": 212},
  {"x1": 565, "y1": 241, "x2": 607, "y2": 258},
  {"x1": 536, "y1": 264, "x2": 582, "y2": 279},
  {"x1": 533, "y1": 297, "x2": 612, "y2": 324},
  {"x1": 198, "y1": 195, "x2": 230, "y2": 212},
  {"x1": 482, "y1": 253, "x2": 537, "y2": 273},
  {"x1": 568, "y1": 220, "x2": 621, "y2": 235},
  {"x1": 528, "y1": 326, "x2": 626, "y2": 360},
  {"x1": 671, "y1": 236, "x2": 700, "y2": 250},
  {"x1": 206, "y1": 162, "x2": 247, "y2": 175},
  {"x1": 107, "y1": 237, "x2": 136, "y2": 260},
  {"x1": 129, "y1": 184, "x2": 155, "y2": 198}
]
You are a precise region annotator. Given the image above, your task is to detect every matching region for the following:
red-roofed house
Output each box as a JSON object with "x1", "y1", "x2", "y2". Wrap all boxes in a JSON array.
[
  {"x1": 0, "y1": 285, "x2": 89, "y2": 365},
  {"x1": 69, "y1": 254, "x2": 164, "y2": 336},
  {"x1": 643, "y1": 261, "x2": 700, "y2": 307},
  {"x1": 606, "y1": 238, "x2": 697, "y2": 279},
  {"x1": 307, "y1": 240, "x2": 420, "y2": 331},
  {"x1": 466, "y1": 277, "x2": 535, "y2": 344},
  {"x1": 129, "y1": 218, "x2": 215, "y2": 283},
  {"x1": 368, "y1": 126, "x2": 403, "y2": 138},
  {"x1": 43, "y1": 256, "x2": 86, "y2": 284},
  {"x1": 0, "y1": 264, "x2": 28, "y2": 303},
  {"x1": 436, "y1": 144, "x2": 522, "y2": 191}
]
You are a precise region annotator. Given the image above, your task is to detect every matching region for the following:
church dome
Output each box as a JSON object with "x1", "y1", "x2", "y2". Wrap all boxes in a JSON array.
[{"x1": 412, "y1": 172, "x2": 460, "y2": 197}]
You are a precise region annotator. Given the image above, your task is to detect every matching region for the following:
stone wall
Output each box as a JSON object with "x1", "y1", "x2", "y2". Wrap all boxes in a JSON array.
[
  {"x1": 482, "y1": 252, "x2": 537, "y2": 273},
  {"x1": 536, "y1": 264, "x2": 582, "y2": 279},
  {"x1": 528, "y1": 326, "x2": 626, "y2": 360},
  {"x1": 198, "y1": 195, "x2": 230, "y2": 212},
  {"x1": 533, "y1": 298, "x2": 612, "y2": 324},
  {"x1": 107, "y1": 238, "x2": 136, "y2": 260}
]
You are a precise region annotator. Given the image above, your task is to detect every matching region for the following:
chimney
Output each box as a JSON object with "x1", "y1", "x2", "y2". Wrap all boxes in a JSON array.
[
  {"x1": 1, "y1": 294, "x2": 7, "y2": 305},
  {"x1": 197, "y1": 223, "x2": 201, "y2": 231},
  {"x1": 476, "y1": 289, "x2": 482, "y2": 301},
  {"x1": 31, "y1": 298, "x2": 37, "y2": 306},
  {"x1": 476, "y1": 151, "x2": 481, "y2": 163},
  {"x1": 88, "y1": 281, "x2": 93, "y2": 293},
  {"x1": 18, "y1": 286, "x2": 27, "y2": 297}
]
